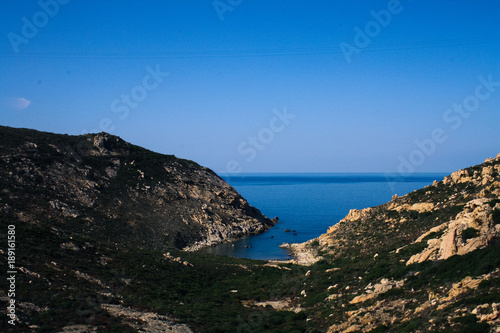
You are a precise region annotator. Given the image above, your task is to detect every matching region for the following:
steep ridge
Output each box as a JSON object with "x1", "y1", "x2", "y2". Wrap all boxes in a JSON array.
[{"x1": 0, "y1": 125, "x2": 275, "y2": 251}]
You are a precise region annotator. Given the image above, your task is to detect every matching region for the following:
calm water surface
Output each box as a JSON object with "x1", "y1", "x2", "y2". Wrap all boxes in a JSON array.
[{"x1": 201, "y1": 173, "x2": 448, "y2": 260}]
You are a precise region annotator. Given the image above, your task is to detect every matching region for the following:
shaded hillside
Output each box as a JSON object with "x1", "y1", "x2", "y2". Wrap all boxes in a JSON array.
[
  {"x1": 0, "y1": 125, "x2": 275, "y2": 251},
  {"x1": 0, "y1": 215, "x2": 315, "y2": 332}
]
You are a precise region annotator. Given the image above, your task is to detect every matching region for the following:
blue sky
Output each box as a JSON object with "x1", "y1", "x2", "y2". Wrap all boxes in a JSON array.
[{"x1": 1, "y1": 1, "x2": 499, "y2": 174}]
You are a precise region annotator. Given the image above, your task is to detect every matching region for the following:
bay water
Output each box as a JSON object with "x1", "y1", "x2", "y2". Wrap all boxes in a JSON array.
[{"x1": 202, "y1": 173, "x2": 448, "y2": 260}]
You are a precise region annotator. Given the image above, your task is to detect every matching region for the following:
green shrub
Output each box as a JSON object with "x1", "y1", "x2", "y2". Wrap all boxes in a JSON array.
[
  {"x1": 382, "y1": 287, "x2": 404, "y2": 298},
  {"x1": 488, "y1": 199, "x2": 500, "y2": 208},
  {"x1": 364, "y1": 262, "x2": 390, "y2": 282},
  {"x1": 492, "y1": 209, "x2": 500, "y2": 225},
  {"x1": 479, "y1": 276, "x2": 500, "y2": 289},
  {"x1": 462, "y1": 227, "x2": 479, "y2": 242},
  {"x1": 422, "y1": 230, "x2": 444, "y2": 242},
  {"x1": 454, "y1": 314, "x2": 490, "y2": 333},
  {"x1": 396, "y1": 318, "x2": 424, "y2": 332}
]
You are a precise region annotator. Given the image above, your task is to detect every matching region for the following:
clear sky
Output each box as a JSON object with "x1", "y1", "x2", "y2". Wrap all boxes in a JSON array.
[{"x1": 1, "y1": 1, "x2": 499, "y2": 174}]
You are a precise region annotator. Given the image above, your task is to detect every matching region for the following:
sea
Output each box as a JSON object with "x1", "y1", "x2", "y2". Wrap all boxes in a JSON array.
[{"x1": 201, "y1": 173, "x2": 449, "y2": 260}]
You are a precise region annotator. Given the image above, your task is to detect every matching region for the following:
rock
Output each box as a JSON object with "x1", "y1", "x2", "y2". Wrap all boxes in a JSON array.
[
  {"x1": 57, "y1": 325, "x2": 97, "y2": 332},
  {"x1": 350, "y1": 279, "x2": 405, "y2": 304},
  {"x1": 407, "y1": 198, "x2": 499, "y2": 265},
  {"x1": 245, "y1": 298, "x2": 302, "y2": 313},
  {"x1": 409, "y1": 202, "x2": 435, "y2": 213},
  {"x1": 325, "y1": 294, "x2": 340, "y2": 301},
  {"x1": 60, "y1": 242, "x2": 80, "y2": 251},
  {"x1": 328, "y1": 298, "x2": 408, "y2": 332},
  {"x1": 49, "y1": 200, "x2": 80, "y2": 218},
  {"x1": 101, "y1": 304, "x2": 193, "y2": 332},
  {"x1": 450, "y1": 169, "x2": 472, "y2": 184},
  {"x1": 279, "y1": 240, "x2": 323, "y2": 266},
  {"x1": 439, "y1": 226, "x2": 458, "y2": 260},
  {"x1": 436, "y1": 271, "x2": 499, "y2": 311}
]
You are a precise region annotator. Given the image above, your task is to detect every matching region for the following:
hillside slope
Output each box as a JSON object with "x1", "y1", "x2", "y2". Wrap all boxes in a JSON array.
[
  {"x1": 0, "y1": 125, "x2": 275, "y2": 251},
  {"x1": 284, "y1": 153, "x2": 500, "y2": 332}
]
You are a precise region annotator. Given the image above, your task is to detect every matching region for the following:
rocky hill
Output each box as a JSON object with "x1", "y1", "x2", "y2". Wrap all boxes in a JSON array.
[
  {"x1": 285, "y1": 153, "x2": 500, "y2": 332},
  {"x1": 0, "y1": 125, "x2": 275, "y2": 251}
]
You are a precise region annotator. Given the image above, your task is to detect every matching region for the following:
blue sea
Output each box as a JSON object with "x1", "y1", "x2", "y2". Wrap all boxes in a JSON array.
[{"x1": 202, "y1": 173, "x2": 448, "y2": 260}]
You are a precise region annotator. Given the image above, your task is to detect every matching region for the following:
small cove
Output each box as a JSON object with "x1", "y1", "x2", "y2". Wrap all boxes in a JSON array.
[{"x1": 201, "y1": 173, "x2": 449, "y2": 260}]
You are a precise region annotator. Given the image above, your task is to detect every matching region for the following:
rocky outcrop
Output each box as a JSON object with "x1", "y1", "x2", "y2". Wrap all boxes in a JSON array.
[
  {"x1": 325, "y1": 268, "x2": 500, "y2": 333},
  {"x1": 243, "y1": 299, "x2": 302, "y2": 313},
  {"x1": 0, "y1": 126, "x2": 275, "y2": 251},
  {"x1": 350, "y1": 278, "x2": 405, "y2": 304},
  {"x1": 279, "y1": 240, "x2": 323, "y2": 265},
  {"x1": 327, "y1": 298, "x2": 409, "y2": 333},
  {"x1": 101, "y1": 304, "x2": 193, "y2": 333},
  {"x1": 407, "y1": 198, "x2": 500, "y2": 265}
]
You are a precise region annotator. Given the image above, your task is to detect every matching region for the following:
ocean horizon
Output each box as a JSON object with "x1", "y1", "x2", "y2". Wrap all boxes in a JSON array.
[{"x1": 202, "y1": 172, "x2": 449, "y2": 260}]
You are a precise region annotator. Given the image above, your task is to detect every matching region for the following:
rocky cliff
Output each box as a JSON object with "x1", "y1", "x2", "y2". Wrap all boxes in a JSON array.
[{"x1": 0, "y1": 125, "x2": 275, "y2": 251}]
